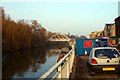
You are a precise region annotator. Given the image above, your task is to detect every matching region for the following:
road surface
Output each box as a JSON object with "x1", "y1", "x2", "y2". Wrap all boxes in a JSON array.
[{"x1": 75, "y1": 56, "x2": 120, "y2": 79}]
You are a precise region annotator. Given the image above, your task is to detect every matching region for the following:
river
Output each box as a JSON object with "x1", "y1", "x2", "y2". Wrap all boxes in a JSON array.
[{"x1": 2, "y1": 47, "x2": 62, "y2": 79}]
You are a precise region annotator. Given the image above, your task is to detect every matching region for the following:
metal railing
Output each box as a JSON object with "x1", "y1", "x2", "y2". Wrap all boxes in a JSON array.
[{"x1": 39, "y1": 44, "x2": 75, "y2": 79}]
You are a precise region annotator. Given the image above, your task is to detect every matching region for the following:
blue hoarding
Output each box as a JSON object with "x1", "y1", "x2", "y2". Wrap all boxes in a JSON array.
[{"x1": 76, "y1": 38, "x2": 109, "y2": 56}]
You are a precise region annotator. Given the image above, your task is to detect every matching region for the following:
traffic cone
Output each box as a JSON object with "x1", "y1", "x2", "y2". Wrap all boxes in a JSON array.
[{"x1": 84, "y1": 51, "x2": 87, "y2": 59}]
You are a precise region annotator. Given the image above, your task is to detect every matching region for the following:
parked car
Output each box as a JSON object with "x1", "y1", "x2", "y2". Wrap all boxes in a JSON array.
[
  {"x1": 57, "y1": 48, "x2": 69, "y2": 63},
  {"x1": 57, "y1": 46, "x2": 72, "y2": 63},
  {"x1": 87, "y1": 47, "x2": 120, "y2": 76}
]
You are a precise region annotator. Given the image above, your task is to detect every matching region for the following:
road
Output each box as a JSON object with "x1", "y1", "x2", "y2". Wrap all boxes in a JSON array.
[{"x1": 75, "y1": 56, "x2": 120, "y2": 79}]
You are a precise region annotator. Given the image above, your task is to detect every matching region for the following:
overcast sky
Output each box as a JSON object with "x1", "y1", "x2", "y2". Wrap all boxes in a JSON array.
[{"x1": 2, "y1": 0, "x2": 120, "y2": 38}]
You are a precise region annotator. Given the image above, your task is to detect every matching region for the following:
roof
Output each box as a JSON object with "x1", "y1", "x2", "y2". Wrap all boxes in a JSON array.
[
  {"x1": 93, "y1": 47, "x2": 116, "y2": 50},
  {"x1": 115, "y1": 16, "x2": 120, "y2": 22},
  {"x1": 105, "y1": 23, "x2": 114, "y2": 27}
]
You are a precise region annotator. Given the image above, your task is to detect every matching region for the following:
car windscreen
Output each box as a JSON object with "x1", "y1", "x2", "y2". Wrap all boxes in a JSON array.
[{"x1": 95, "y1": 49, "x2": 120, "y2": 59}]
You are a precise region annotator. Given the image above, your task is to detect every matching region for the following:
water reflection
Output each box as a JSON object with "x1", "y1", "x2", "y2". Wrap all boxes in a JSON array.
[
  {"x1": 2, "y1": 48, "x2": 47, "y2": 79},
  {"x1": 30, "y1": 48, "x2": 46, "y2": 72}
]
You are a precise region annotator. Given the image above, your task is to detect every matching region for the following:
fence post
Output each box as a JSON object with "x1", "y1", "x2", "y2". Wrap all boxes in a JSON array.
[
  {"x1": 57, "y1": 65, "x2": 62, "y2": 78},
  {"x1": 66, "y1": 57, "x2": 70, "y2": 78}
]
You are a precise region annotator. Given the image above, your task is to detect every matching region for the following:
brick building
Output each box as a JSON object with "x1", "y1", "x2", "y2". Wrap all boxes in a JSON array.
[
  {"x1": 115, "y1": 16, "x2": 120, "y2": 47},
  {"x1": 103, "y1": 23, "x2": 116, "y2": 37}
]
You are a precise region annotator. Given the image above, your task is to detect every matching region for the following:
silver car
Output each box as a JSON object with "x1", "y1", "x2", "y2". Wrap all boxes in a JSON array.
[{"x1": 87, "y1": 47, "x2": 120, "y2": 76}]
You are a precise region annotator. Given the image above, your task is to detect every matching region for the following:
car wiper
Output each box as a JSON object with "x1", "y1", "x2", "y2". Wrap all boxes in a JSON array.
[
  {"x1": 108, "y1": 56, "x2": 112, "y2": 60},
  {"x1": 103, "y1": 54, "x2": 112, "y2": 60}
]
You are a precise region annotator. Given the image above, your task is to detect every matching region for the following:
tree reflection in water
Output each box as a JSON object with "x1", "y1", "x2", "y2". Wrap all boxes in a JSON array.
[
  {"x1": 30, "y1": 48, "x2": 46, "y2": 72},
  {"x1": 2, "y1": 48, "x2": 46, "y2": 79}
]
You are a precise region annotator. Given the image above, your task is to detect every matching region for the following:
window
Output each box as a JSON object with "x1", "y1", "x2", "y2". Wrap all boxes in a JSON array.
[{"x1": 95, "y1": 49, "x2": 119, "y2": 59}]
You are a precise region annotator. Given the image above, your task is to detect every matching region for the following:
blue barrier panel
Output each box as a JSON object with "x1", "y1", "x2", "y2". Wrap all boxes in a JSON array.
[
  {"x1": 76, "y1": 39, "x2": 94, "y2": 56},
  {"x1": 76, "y1": 38, "x2": 109, "y2": 56}
]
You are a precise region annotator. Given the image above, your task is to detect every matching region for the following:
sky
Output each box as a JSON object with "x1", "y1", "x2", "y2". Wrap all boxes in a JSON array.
[{"x1": 1, "y1": 0, "x2": 120, "y2": 38}]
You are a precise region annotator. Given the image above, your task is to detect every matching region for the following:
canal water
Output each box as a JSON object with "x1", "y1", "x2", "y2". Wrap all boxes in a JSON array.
[{"x1": 2, "y1": 47, "x2": 62, "y2": 79}]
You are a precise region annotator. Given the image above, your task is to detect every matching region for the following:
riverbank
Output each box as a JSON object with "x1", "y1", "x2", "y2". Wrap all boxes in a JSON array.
[{"x1": 2, "y1": 41, "x2": 69, "y2": 53}]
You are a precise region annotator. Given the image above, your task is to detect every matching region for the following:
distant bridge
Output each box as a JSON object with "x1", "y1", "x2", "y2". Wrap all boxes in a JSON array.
[{"x1": 49, "y1": 33, "x2": 70, "y2": 42}]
